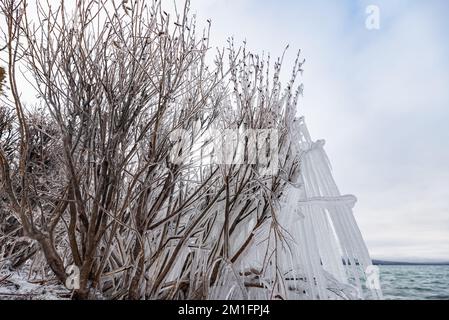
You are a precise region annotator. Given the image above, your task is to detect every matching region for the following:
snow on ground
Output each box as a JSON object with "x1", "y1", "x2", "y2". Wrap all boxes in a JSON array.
[{"x1": 0, "y1": 269, "x2": 69, "y2": 300}]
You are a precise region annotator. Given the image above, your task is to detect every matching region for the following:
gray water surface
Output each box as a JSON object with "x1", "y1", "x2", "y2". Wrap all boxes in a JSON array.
[{"x1": 379, "y1": 265, "x2": 449, "y2": 300}]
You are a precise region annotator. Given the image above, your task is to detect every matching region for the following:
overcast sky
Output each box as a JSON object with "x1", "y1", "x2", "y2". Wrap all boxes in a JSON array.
[
  {"x1": 184, "y1": 0, "x2": 449, "y2": 262},
  {"x1": 3, "y1": 0, "x2": 448, "y2": 262}
]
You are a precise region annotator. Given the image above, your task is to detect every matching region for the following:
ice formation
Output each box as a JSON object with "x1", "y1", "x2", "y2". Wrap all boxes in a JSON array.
[{"x1": 220, "y1": 117, "x2": 382, "y2": 300}]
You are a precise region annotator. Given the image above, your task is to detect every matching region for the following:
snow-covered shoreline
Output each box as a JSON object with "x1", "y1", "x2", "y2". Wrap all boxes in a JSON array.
[{"x1": 0, "y1": 270, "x2": 69, "y2": 300}]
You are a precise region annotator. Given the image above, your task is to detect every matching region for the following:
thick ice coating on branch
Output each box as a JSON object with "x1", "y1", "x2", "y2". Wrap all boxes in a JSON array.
[{"x1": 222, "y1": 117, "x2": 382, "y2": 300}]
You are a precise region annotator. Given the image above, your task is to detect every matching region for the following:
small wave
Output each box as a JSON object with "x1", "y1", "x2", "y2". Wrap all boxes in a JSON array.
[{"x1": 379, "y1": 266, "x2": 449, "y2": 300}]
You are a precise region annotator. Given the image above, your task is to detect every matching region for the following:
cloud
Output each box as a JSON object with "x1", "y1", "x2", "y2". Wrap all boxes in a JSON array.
[
  {"x1": 189, "y1": 0, "x2": 449, "y2": 261},
  {"x1": 3, "y1": 0, "x2": 448, "y2": 261}
]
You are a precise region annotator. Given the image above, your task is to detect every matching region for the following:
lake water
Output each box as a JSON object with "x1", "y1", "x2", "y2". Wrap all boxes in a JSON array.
[{"x1": 379, "y1": 265, "x2": 449, "y2": 300}]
